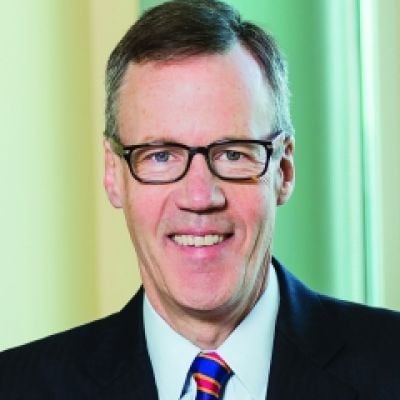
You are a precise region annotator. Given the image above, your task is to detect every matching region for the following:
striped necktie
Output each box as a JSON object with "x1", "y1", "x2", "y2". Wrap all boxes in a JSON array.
[{"x1": 189, "y1": 352, "x2": 233, "y2": 399}]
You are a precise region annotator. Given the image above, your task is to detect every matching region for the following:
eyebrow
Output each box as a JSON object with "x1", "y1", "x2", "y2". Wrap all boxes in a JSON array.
[
  {"x1": 135, "y1": 135, "x2": 173, "y2": 144},
  {"x1": 134, "y1": 133, "x2": 269, "y2": 144}
]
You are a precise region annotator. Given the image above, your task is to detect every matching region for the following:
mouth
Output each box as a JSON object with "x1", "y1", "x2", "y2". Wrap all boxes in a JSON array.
[{"x1": 170, "y1": 233, "x2": 231, "y2": 247}]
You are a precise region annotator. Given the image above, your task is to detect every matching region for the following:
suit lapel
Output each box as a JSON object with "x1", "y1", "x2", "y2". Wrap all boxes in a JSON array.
[
  {"x1": 84, "y1": 289, "x2": 158, "y2": 399},
  {"x1": 267, "y1": 259, "x2": 359, "y2": 400}
]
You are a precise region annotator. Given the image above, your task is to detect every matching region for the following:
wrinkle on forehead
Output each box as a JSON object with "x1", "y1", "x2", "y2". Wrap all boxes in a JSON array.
[{"x1": 117, "y1": 42, "x2": 275, "y2": 145}]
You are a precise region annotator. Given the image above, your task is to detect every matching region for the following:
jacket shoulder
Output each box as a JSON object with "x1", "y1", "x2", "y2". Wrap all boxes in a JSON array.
[
  {"x1": 273, "y1": 258, "x2": 400, "y2": 398},
  {"x1": 319, "y1": 294, "x2": 400, "y2": 354},
  {"x1": 318, "y1": 294, "x2": 400, "y2": 395},
  {"x1": 1, "y1": 310, "x2": 119, "y2": 356},
  {"x1": 0, "y1": 289, "x2": 146, "y2": 398},
  {"x1": 0, "y1": 312, "x2": 119, "y2": 394}
]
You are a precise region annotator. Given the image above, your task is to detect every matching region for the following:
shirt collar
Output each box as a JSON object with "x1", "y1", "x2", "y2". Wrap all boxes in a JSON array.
[
  {"x1": 218, "y1": 264, "x2": 280, "y2": 398},
  {"x1": 144, "y1": 295, "x2": 199, "y2": 400},
  {"x1": 144, "y1": 263, "x2": 280, "y2": 400}
]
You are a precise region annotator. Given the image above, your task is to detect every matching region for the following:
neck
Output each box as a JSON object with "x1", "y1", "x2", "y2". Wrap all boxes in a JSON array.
[
  {"x1": 146, "y1": 278, "x2": 267, "y2": 350},
  {"x1": 175, "y1": 315, "x2": 235, "y2": 350}
]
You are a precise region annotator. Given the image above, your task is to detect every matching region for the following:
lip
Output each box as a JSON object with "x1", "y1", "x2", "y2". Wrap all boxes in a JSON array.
[{"x1": 165, "y1": 231, "x2": 234, "y2": 259}]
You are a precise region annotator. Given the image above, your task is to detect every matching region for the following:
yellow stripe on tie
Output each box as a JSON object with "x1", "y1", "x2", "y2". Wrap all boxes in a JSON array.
[{"x1": 198, "y1": 386, "x2": 219, "y2": 398}]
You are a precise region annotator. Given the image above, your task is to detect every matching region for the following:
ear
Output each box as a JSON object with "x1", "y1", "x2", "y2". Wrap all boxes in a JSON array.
[
  {"x1": 276, "y1": 136, "x2": 295, "y2": 206},
  {"x1": 103, "y1": 139, "x2": 123, "y2": 208}
]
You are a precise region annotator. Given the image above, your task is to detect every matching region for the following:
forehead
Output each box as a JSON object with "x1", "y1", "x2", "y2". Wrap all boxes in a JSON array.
[{"x1": 117, "y1": 43, "x2": 275, "y2": 144}]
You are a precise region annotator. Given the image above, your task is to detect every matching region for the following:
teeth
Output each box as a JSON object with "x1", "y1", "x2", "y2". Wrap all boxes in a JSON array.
[{"x1": 172, "y1": 234, "x2": 224, "y2": 247}]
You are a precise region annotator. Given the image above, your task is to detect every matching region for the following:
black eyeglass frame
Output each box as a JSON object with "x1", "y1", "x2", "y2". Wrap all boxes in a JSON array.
[{"x1": 109, "y1": 130, "x2": 284, "y2": 184}]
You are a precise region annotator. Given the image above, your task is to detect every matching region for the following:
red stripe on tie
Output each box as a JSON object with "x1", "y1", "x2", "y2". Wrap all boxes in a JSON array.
[{"x1": 195, "y1": 375, "x2": 220, "y2": 393}]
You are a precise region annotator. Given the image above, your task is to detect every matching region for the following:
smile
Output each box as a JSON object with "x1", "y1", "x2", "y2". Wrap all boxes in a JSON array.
[{"x1": 171, "y1": 234, "x2": 226, "y2": 247}]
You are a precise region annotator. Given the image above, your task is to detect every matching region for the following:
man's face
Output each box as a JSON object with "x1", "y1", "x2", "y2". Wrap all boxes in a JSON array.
[{"x1": 104, "y1": 43, "x2": 294, "y2": 324}]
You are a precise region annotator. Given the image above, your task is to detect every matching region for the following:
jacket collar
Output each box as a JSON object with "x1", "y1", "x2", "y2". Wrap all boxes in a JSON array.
[
  {"x1": 84, "y1": 288, "x2": 158, "y2": 399},
  {"x1": 268, "y1": 258, "x2": 358, "y2": 400}
]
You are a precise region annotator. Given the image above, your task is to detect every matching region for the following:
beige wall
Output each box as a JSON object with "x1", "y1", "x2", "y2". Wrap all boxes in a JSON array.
[
  {"x1": 0, "y1": 1, "x2": 142, "y2": 351},
  {"x1": 0, "y1": 1, "x2": 98, "y2": 350},
  {"x1": 89, "y1": 0, "x2": 142, "y2": 316}
]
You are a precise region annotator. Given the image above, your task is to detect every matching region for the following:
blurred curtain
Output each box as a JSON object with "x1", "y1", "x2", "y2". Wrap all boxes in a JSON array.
[{"x1": 359, "y1": 0, "x2": 400, "y2": 309}]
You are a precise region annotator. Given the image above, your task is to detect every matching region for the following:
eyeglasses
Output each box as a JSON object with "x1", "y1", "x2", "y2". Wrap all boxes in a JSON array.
[{"x1": 109, "y1": 131, "x2": 284, "y2": 184}]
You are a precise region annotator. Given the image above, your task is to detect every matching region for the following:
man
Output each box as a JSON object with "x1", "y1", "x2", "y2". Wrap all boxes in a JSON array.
[{"x1": 1, "y1": 0, "x2": 399, "y2": 399}]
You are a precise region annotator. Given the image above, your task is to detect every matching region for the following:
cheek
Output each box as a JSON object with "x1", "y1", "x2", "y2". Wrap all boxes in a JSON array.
[
  {"x1": 233, "y1": 184, "x2": 277, "y2": 260},
  {"x1": 234, "y1": 184, "x2": 275, "y2": 223},
  {"x1": 122, "y1": 183, "x2": 171, "y2": 238}
]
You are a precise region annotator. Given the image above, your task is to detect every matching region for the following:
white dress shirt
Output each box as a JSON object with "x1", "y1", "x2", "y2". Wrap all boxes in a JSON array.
[{"x1": 143, "y1": 264, "x2": 280, "y2": 400}]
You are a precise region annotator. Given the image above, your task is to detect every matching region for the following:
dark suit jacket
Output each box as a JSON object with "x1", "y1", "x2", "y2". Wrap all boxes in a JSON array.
[{"x1": 1, "y1": 259, "x2": 399, "y2": 399}]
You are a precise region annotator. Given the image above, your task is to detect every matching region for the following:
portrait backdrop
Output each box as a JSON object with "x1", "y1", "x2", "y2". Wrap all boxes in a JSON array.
[{"x1": 1, "y1": 0, "x2": 399, "y2": 351}]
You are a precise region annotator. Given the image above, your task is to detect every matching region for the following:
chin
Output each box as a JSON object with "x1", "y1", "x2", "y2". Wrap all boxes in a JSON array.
[{"x1": 177, "y1": 286, "x2": 238, "y2": 316}]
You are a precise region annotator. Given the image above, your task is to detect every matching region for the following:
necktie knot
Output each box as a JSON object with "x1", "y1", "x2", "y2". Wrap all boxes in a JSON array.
[{"x1": 190, "y1": 352, "x2": 233, "y2": 399}]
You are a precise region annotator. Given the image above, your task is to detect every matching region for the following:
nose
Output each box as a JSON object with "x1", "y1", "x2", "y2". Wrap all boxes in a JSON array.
[{"x1": 175, "y1": 153, "x2": 226, "y2": 212}]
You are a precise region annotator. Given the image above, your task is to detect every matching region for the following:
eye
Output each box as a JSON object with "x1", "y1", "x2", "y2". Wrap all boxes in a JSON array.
[
  {"x1": 138, "y1": 148, "x2": 176, "y2": 164},
  {"x1": 216, "y1": 148, "x2": 251, "y2": 162},
  {"x1": 212, "y1": 142, "x2": 266, "y2": 165},
  {"x1": 133, "y1": 146, "x2": 187, "y2": 168},
  {"x1": 224, "y1": 150, "x2": 242, "y2": 161},
  {"x1": 152, "y1": 150, "x2": 171, "y2": 162}
]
